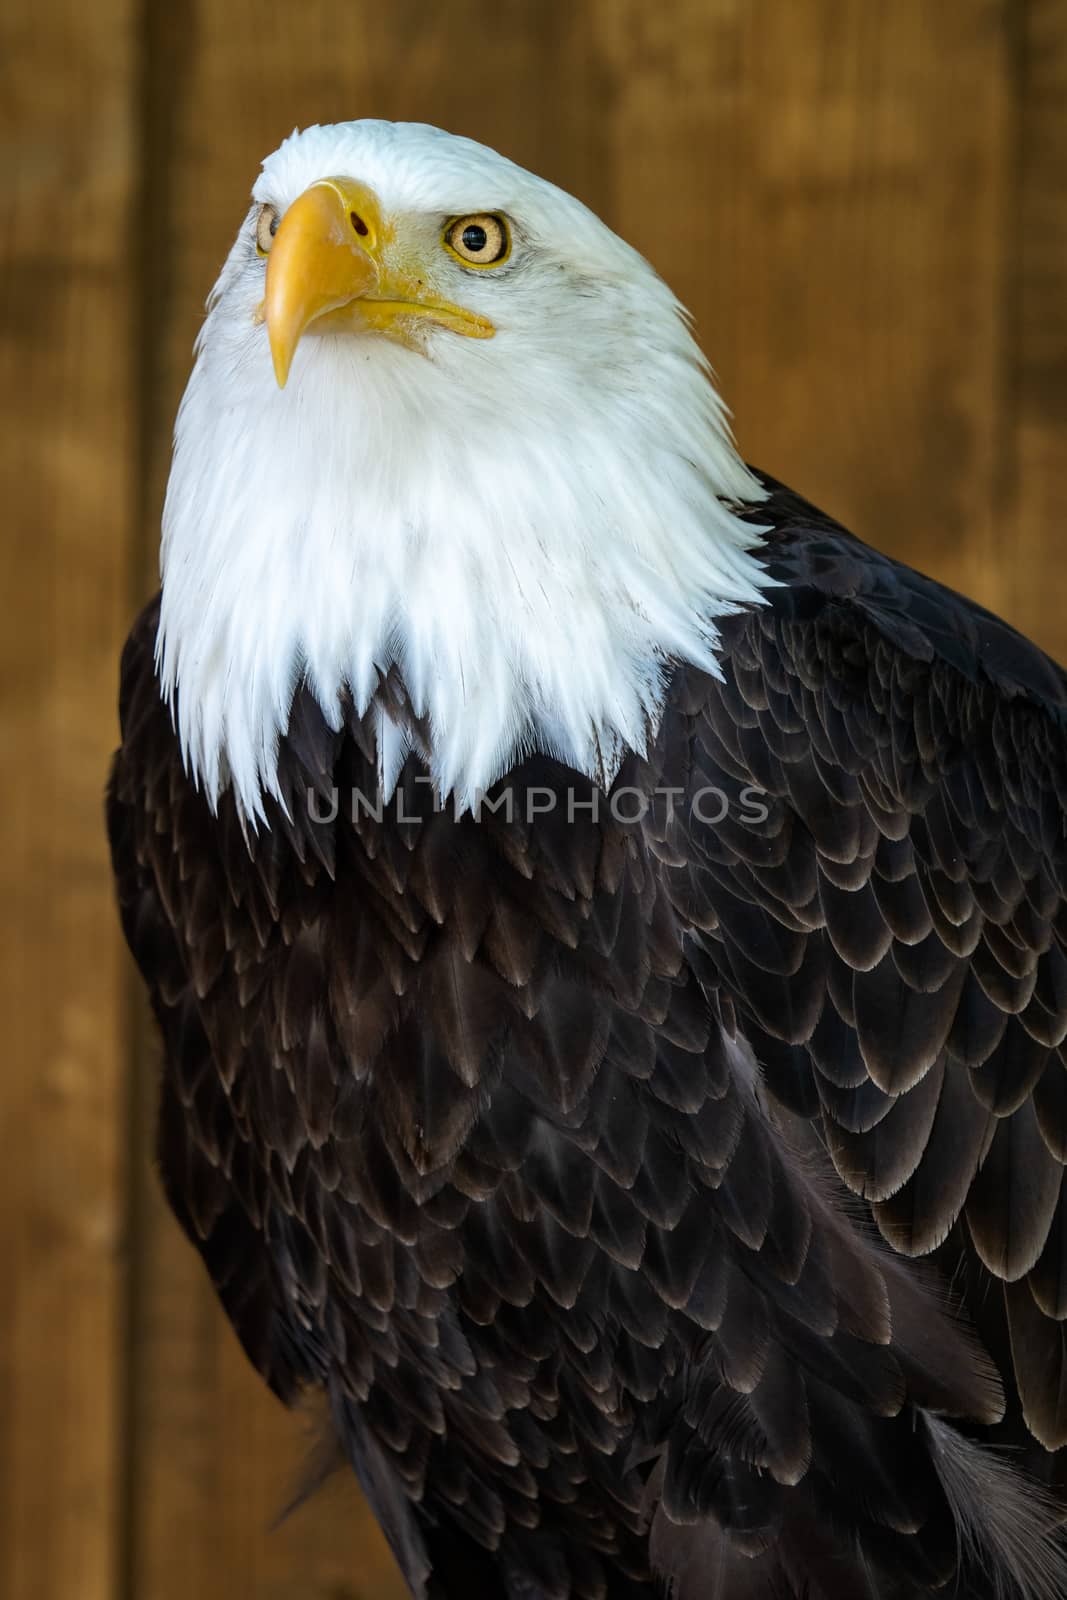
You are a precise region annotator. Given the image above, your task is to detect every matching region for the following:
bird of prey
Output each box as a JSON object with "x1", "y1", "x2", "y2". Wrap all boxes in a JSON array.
[{"x1": 109, "y1": 120, "x2": 1067, "y2": 1599}]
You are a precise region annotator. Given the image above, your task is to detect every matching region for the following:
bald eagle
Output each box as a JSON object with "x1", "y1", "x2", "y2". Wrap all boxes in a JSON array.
[{"x1": 109, "y1": 121, "x2": 1067, "y2": 1599}]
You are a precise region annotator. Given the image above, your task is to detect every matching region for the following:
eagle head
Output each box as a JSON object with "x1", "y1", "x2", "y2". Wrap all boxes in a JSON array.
[{"x1": 157, "y1": 121, "x2": 769, "y2": 817}]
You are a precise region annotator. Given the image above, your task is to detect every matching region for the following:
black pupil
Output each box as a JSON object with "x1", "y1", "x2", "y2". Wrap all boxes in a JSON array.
[{"x1": 462, "y1": 223, "x2": 489, "y2": 255}]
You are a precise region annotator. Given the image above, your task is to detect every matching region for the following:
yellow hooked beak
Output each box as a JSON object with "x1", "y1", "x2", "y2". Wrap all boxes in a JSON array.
[{"x1": 260, "y1": 177, "x2": 494, "y2": 387}]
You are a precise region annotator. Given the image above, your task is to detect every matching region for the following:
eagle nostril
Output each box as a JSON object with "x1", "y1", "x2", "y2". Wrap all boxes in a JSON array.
[{"x1": 350, "y1": 212, "x2": 369, "y2": 238}]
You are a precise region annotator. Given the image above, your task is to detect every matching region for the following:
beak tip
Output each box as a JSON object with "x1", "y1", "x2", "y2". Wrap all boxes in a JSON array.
[{"x1": 270, "y1": 345, "x2": 292, "y2": 389}]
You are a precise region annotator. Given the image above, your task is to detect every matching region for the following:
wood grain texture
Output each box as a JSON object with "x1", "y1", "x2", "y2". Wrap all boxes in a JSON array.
[
  {"x1": 0, "y1": 1, "x2": 135, "y2": 1597},
  {"x1": 595, "y1": 0, "x2": 1015, "y2": 603},
  {"x1": 1003, "y1": 0, "x2": 1067, "y2": 663},
  {"x1": 4, "y1": 1, "x2": 1066, "y2": 1597}
]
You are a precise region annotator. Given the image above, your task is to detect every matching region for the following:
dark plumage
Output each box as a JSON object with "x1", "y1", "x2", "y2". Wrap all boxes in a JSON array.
[{"x1": 109, "y1": 476, "x2": 1067, "y2": 1597}]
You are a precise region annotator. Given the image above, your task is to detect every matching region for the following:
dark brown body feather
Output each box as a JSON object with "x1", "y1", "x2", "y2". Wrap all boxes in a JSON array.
[{"x1": 108, "y1": 477, "x2": 1067, "y2": 1598}]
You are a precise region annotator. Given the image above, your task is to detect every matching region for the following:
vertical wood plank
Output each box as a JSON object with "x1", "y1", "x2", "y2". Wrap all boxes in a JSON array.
[
  {"x1": 592, "y1": 0, "x2": 1014, "y2": 604},
  {"x1": 1003, "y1": 0, "x2": 1067, "y2": 661},
  {"x1": 0, "y1": 2, "x2": 135, "y2": 1597}
]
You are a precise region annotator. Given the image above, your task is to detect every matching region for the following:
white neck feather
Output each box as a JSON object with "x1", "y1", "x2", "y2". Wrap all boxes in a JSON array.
[{"x1": 158, "y1": 230, "x2": 770, "y2": 819}]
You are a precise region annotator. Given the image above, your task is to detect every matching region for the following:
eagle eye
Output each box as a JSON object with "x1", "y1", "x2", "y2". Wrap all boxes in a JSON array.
[
  {"x1": 444, "y1": 213, "x2": 510, "y2": 268},
  {"x1": 255, "y1": 204, "x2": 279, "y2": 257}
]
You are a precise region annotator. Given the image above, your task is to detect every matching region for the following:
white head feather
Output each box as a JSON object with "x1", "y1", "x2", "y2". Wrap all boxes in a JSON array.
[{"x1": 157, "y1": 120, "x2": 770, "y2": 818}]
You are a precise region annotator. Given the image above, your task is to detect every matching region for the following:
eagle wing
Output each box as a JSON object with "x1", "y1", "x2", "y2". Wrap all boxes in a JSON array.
[
  {"x1": 672, "y1": 476, "x2": 1067, "y2": 1465},
  {"x1": 108, "y1": 606, "x2": 442, "y2": 1591},
  {"x1": 108, "y1": 605, "x2": 315, "y2": 1398}
]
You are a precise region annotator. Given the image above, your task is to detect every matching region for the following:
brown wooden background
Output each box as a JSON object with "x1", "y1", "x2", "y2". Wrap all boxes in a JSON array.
[{"x1": 2, "y1": 1, "x2": 1065, "y2": 1596}]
